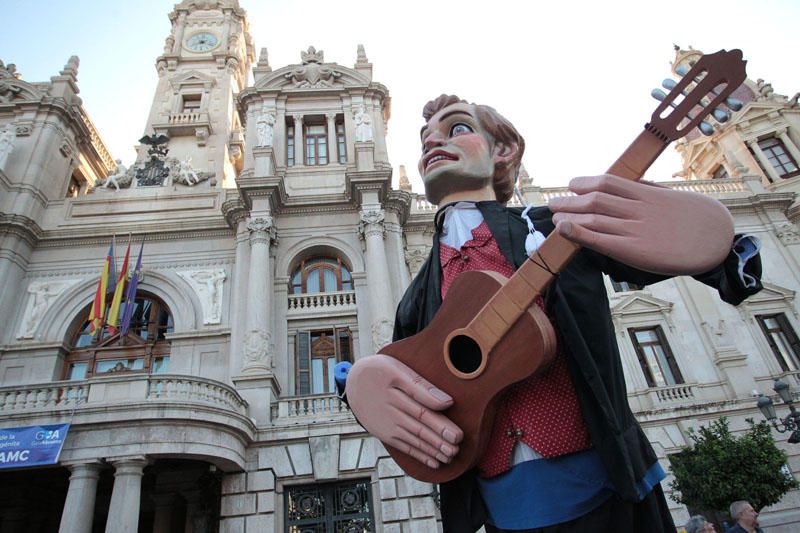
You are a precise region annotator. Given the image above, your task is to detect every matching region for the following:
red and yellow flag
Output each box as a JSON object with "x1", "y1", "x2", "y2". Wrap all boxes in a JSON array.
[
  {"x1": 88, "y1": 240, "x2": 115, "y2": 334},
  {"x1": 107, "y1": 238, "x2": 131, "y2": 336}
]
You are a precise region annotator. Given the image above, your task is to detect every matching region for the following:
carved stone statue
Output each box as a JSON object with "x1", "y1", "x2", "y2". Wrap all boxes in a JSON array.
[
  {"x1": 99, "y1": 159, "x2": 129, "y2": 191},
  {"x1": 0, "y1": 124, "x2": 15, "y2": 170},
  {"x1": 255, "y1": 105, "x2": 276, "y2": 147},
  {"x1": 178, "y1": 156, "x2": 200, "y2": 185},
  {"x1": 354, "y1": 105, "x2": 373, "y2": 142},
  {"x1": 284, "y1": 46, "x2": 342, "y2": 88}
]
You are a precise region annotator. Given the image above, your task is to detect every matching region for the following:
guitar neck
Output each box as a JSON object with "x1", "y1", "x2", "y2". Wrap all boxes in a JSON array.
[{"x1": 465, "y1": 128, "x2": 670, "y2": 350}]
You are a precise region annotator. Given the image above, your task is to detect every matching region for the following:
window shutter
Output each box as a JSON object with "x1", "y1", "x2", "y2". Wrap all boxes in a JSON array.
[
  {"x1": 657, "y1": 327, "x2": 684, "y2": 385},
  {"x1": 629, "y1": 329, "x2": 656, "y2": 388},
  {"x1": 296, "y1": 331, "x2": 311, "y2": 395},
  {"x1": 757, "y1": 315, "x2": 790, "y2": 372}
]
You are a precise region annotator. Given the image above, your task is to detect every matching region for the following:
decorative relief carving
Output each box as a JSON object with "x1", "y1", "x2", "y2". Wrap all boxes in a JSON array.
[
  {"x1": 359, "y1": 209, "x2": 385, "y2": 239},
  {"x1": 247, "y1": 216, "x2": 278, "y2": 245},
  {"x1": 59, "y1": 140, "x2": 73, "y2": 158},
  {"x1": 404, "y1": 248, "x2": 428, "y2": 277},
  {"x1": 284, "y1": 46, "x2": 342, "y2": 88},
  {"x1": 243, "y1": 329, "x2": 272, "y2": 371},
  {"x1": 775, "y1": 222, "x2": 800, "y2": 245},
  {"x1": 371, "y1": 318, "x2": 394, "y2": 352},
  {"x1": 14, "y1": 123, "x2": 31, "y2": 137},
  {"x1": 177, "y1": 269, "x2": 226, "y2": 325},
  {"x1": 17, "y1": 279, "x2": 79, "y2": 339},
  {"x1": 0, "y1": 124, "x2": 15, "y2": 170}
]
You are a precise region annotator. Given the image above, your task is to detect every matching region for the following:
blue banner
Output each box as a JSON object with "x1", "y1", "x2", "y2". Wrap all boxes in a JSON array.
[{"x1": 0, "y1": 424, "x2": 70, "y2": 469}]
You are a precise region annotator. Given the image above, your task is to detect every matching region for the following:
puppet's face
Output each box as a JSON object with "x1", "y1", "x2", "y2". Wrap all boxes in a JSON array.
[{"x1": 418, "y1": 103, "x2": 495, "y2": 204}]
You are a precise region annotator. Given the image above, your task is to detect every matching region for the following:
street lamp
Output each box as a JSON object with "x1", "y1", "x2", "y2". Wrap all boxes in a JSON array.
[{"x1": 757, "y1": 378, "x2": 800, "y2": 444}]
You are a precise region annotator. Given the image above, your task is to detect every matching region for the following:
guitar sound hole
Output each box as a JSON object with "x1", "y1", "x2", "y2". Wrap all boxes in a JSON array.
[{"x1": 448, "y1": 335, "x2": 483, "y2": 375}]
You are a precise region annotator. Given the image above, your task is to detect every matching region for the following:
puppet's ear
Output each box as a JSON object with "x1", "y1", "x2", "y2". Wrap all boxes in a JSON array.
[{"x1": 493, "y1": 141, "x2": 519, "y2": 168}]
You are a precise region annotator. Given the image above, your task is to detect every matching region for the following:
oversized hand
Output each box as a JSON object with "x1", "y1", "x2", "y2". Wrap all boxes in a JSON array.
[
  {"x1": 346, "y1": 354, "x2": 463, "y2": 469},
  {"x1": 549, "y1": 175, "x2": 735, "y2": 275}
]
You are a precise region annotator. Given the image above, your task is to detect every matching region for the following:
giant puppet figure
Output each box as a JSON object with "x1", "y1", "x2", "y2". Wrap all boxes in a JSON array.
[{"x1": 343, "y1": 94, "x2": 762, "y2": 532}]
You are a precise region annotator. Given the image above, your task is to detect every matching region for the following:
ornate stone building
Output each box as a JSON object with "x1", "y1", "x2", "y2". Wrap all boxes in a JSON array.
[{"x1": 1, "y1": 2, "x2": 799, "y2": 530}]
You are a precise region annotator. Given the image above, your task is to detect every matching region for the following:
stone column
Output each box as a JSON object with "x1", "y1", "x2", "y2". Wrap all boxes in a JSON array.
[
  {"x1": 173, "y1": 13, "x2": 187, "y2": 54},
  {"x1": 105, "y1": 457, "x2": 148, "y2": 533},
  {"x1": 229, "y1": 218, "x2": 251, "y2": 376},
  {"x1": 747, "y1": 139, "x2": 781, "y2": 183},
  {"x1": 59, "y1": 462, "x2": 104, "y2": 533},
  {"x1": 326, "y1": 112, "x2": 337, "y2": 164},
  {"x1": 359, "y1": 208, "x2": 394, "y2": 352},
  {"x1": 292, "y1": 114, "x2": 304, "y2": 167},
  {"x1": 777, "y1": 128, "x2": 800, "y2": 165},
  {"x1": 242, "y1": 216, "x2": 276, "y2": 373}
]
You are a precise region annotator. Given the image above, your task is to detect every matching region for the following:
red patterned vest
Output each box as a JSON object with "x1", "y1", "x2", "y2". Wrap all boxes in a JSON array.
[{"x1": 439, "y1": 220, "x2": 592, "y2": 478}]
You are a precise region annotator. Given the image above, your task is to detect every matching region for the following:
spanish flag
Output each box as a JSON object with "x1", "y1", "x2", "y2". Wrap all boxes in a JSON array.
[
  {"x1": 106, "y1": 238, "x2": 131, "y2": 336},
  {"x1": 88, "y1": 240, "x2": 115, "y2": 334}
]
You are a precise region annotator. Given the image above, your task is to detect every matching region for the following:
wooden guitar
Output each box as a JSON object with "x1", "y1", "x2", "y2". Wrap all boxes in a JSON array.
[{"x1": 378, "y1": 49, "x2": 747, "y2": 483}]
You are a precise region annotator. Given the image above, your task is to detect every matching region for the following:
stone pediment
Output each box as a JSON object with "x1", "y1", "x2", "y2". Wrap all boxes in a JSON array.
[
  {"x1": 256, "y1": 63, "x2": 370, "y2": 91},
  {"x1": 611, "y1": 293, "x2": 673, "y2": 318},
  {"x1": 169, "y1": 70, "x2": 217, "y2": 90},
  {"x1": 0, "y1": 70, "x2": 44, "y2": 104},
  {"x1": 742, "y1": 282, "x2": 795, "y2": 305}
]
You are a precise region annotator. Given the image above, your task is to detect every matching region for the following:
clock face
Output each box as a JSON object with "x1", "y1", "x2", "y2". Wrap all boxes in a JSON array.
[{"x1": 185, "y1": 32, "x2": 219, "y2": 52}]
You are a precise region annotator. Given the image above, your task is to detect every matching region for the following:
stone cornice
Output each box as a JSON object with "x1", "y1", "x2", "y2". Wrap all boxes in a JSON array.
[
  {"x1": 35, "y1": 226, "x2": 234, "y2": 249},
  {"x1": 384, "y1": 189, "x2": 412, "y2": 226},
  {"x1": 0, "y1": 213, "x2": 44, "y2": 247}
]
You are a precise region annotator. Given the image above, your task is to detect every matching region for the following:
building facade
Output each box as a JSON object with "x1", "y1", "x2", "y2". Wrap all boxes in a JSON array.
[{"x1": 0, "y1": 3, "x2": 799, "y2": 531}]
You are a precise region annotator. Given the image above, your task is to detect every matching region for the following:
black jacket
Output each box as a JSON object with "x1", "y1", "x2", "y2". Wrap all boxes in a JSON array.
[{"x1": 393, "y1": 201, "x2": 762, "y2": 532}]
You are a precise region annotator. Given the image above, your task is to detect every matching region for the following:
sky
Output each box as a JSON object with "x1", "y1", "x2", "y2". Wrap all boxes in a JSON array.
[{"x1": 2, "y1": 0, "x2": 799, "y2": 191}]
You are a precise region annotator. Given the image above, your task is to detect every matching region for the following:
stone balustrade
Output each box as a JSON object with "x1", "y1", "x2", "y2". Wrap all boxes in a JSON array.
[
  {"x1": 148, "y1": 376, "x2": 247, "y2": 415},
  {"x1": 271, "y1": 393, "x2": 352, "y2": 425},
  {"x1": 0, "y1": 374, "x2": 247, "y2": 416},
  {"x1": 168, "y1": 111, "x2": 205, "y2": 124},
  {"x1": 653, "y1": 383, "x2": 696, "y2": 404},
  {"x1": 287, "y1": 291, "x2": 357, "y2": 314},
  {"x1": 0, "y1": 382, "x2": 89, "y2": 412}
]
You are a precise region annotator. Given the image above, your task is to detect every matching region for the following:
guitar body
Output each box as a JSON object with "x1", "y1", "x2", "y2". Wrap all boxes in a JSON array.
[{"x1": 379, "y1": 269, "x2": 557, "y2": 483}]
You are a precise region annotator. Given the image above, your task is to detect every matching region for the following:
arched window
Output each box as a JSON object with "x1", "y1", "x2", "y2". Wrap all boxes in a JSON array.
[
  {"x1": 290, "y1": 257, "x2": 353, "y2": 295},
  {"x1": 65, "y1": 293, "x2": 173, "y2": 380}
]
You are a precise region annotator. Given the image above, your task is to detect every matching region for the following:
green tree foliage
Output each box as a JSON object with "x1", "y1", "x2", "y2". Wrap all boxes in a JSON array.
[{"x1": 668, "y1": 417, "x2": 798, "y2": 513}]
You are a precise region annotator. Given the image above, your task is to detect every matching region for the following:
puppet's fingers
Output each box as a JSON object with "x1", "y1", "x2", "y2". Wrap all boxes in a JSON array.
[
  {"x1": 388, "y1": 387, "x2": 461, "y2": 457},
  {"x1": 551, "y1": 212, "x2": 634, "y2": 237},
  {"x1": 548, "y1": 190, "x2": 639, "y2": 219},
  {"x1": 386, "y1": 425, "x2": 449, "y2": 469},
  {"x1": 566, "y1": 174, "x2": 649, "y2": 199},
  {"x1": 554, "y1": 218, "x2": 634, "y2": 255}
]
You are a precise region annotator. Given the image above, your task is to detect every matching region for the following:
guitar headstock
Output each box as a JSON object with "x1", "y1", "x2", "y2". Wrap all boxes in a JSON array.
[{"x1": 647, "y1": 49, "x2": 747, "y2": 142}]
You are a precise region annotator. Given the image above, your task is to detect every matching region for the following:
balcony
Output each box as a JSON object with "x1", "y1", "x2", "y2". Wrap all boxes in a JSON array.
[
  {"x1": 287, "y1": 290, "x2": 357, "y2": 319},
  {"x1": 270, "y1": 393, "x2": 353, "y2": 427},
  {"x1": 152, "y1": 111, "x2": 212, "y2": 142},
  {"x1": 0, "y1": 374, "x2": 250, "y2": 432}
]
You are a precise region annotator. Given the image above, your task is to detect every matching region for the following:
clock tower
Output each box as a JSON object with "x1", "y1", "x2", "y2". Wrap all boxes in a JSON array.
[{"x1": 139, "y1": 0, "x2": 254, "y2": 188}]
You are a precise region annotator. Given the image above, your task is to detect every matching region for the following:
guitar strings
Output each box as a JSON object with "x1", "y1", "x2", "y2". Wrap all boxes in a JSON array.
[{"x1": 528, "y1": 249, "x2": 557, "y2": 276}]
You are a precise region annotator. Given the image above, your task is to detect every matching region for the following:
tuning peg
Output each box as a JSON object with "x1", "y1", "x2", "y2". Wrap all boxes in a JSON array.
[
  {"x1": 676, "y1": 65, "x2": 690, "y2": 76},
  {"x1": 699, "y1": 121, "x2": 715, "y2": 136},
  {"x1": 725, "y1": 97, "x2": 743, "y2": 111},
  {"x1": 662, "y1": 79, "x2": 678, "y2": 91},
  {"x1": 712, "y1": 108, "x2": 730, "y2": 123},
  {"x1": 651, "y1": 88, "x2": 668, "y2": 102}
]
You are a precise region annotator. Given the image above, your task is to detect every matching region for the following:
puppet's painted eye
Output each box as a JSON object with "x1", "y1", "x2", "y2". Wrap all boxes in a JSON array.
[{"x1": 450, "y1": 123, "x2": 473, "y2": 136}]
